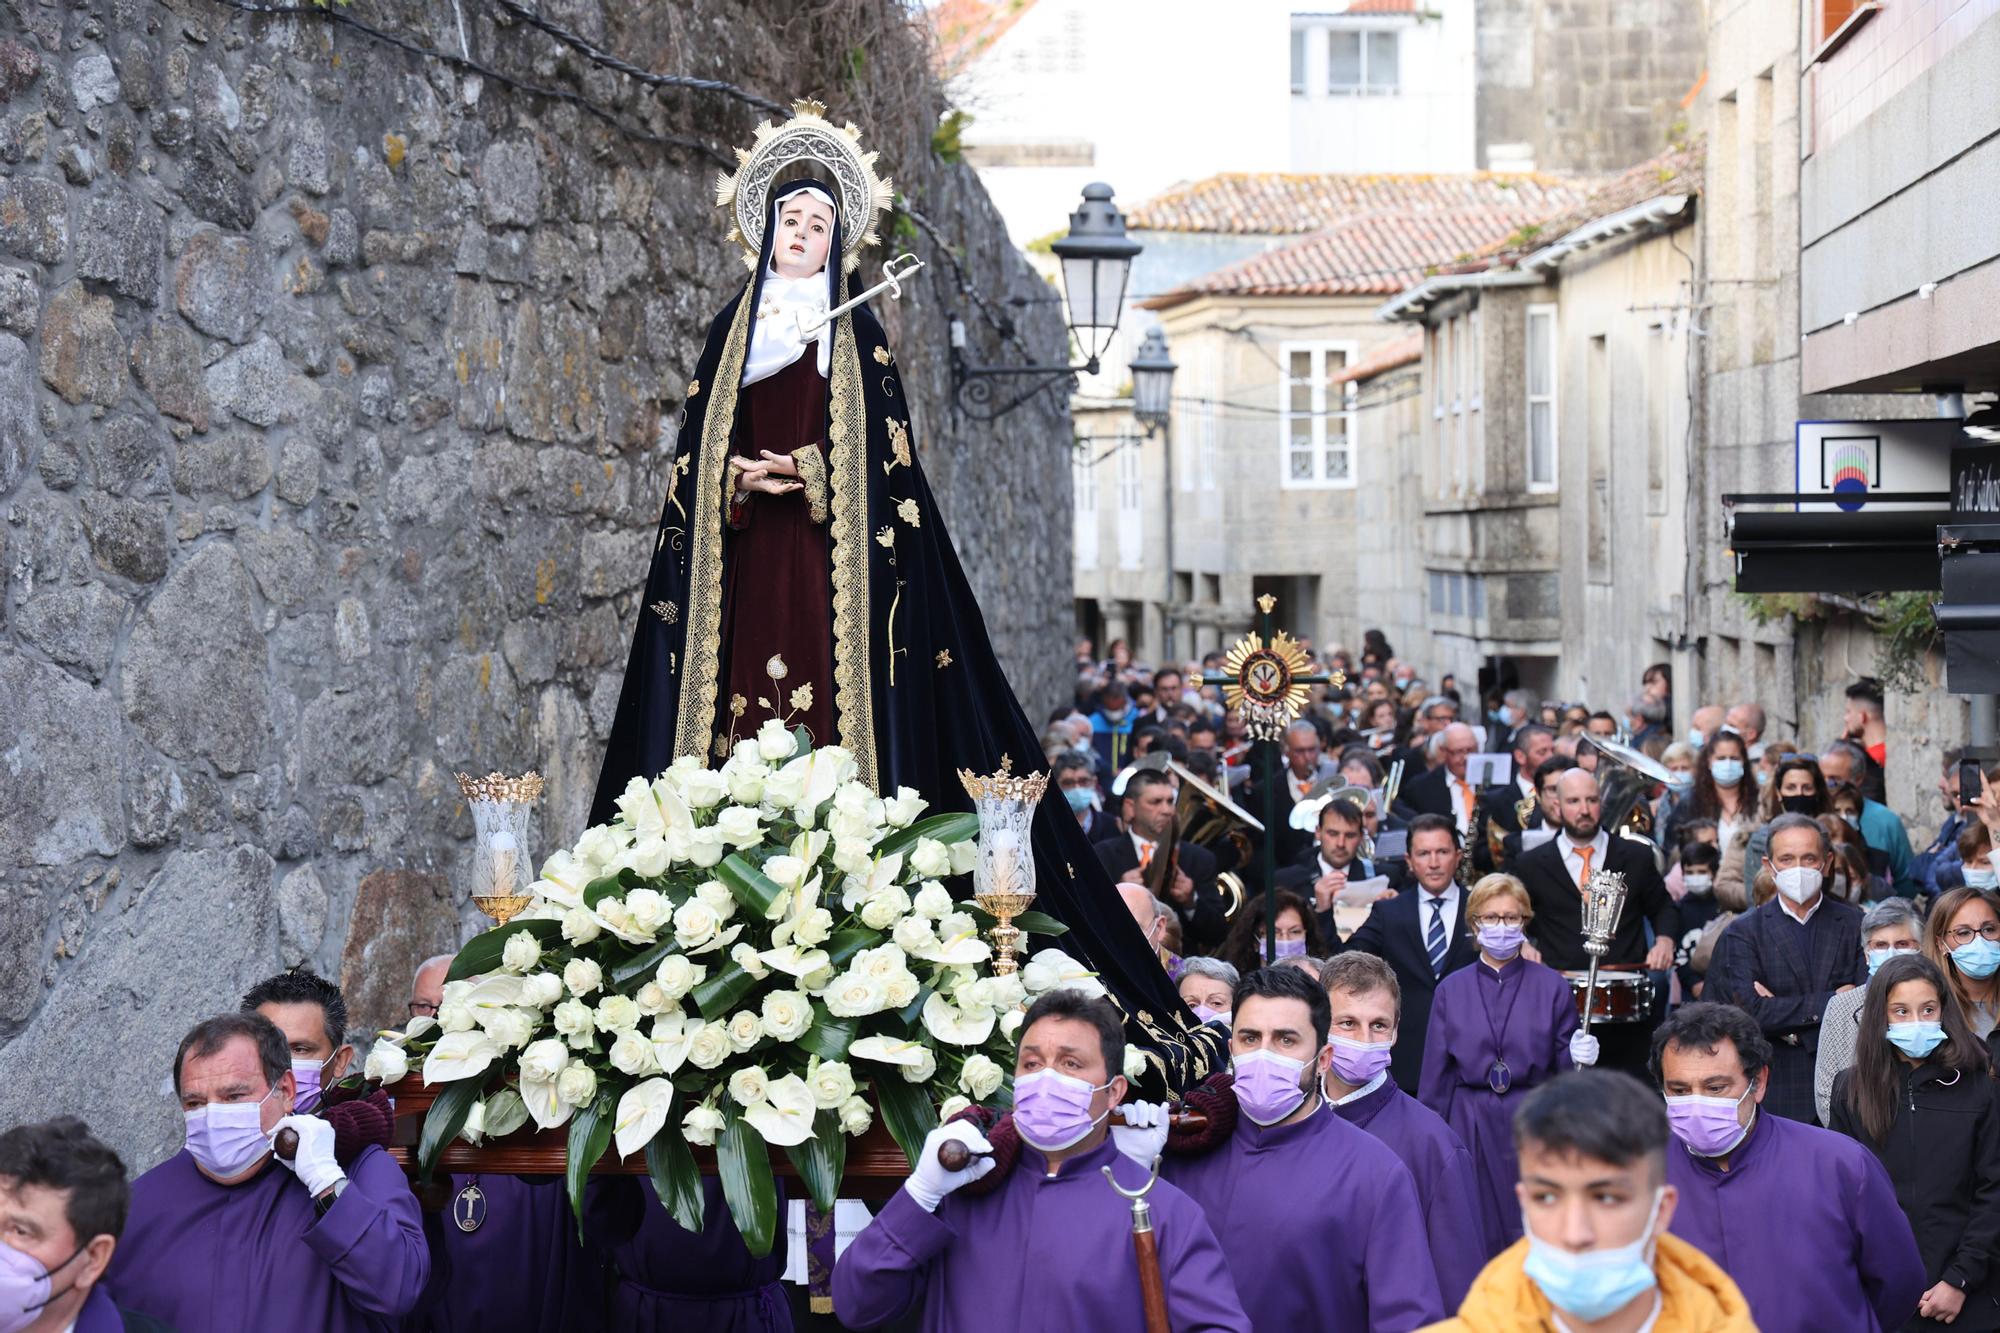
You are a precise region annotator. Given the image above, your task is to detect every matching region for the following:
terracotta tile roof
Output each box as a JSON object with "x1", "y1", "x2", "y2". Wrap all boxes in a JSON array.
[
  {"x1": 1342, "y1": 0, "x2": 1418, "y2": 12},
  {"x1": 1476, "y1": 139, "x2": 1704, "y2": 262},
  {"x1": 930, "y1": 0, "x2": 1041, "y2": 79},
  {"x1": 1127, "y1": 171, "x2": 1590, "y2": 235},
  {"x1": 1334, "y1": 331, "x2": 1424, "y2": 382}
]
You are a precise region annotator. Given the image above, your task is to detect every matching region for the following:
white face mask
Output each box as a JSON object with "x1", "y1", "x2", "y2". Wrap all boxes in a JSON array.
[{"x1": 1773, "y1": 865, "x2": 1823, "y2": 905}]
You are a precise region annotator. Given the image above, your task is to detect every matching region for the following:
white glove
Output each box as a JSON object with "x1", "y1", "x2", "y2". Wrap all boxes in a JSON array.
[
  {"x1": 273, "y1": 1114, "x2": 345, "y2": 1198},
  {"x1": 1569, "y1": 1032, "x2": 1601, "y2": 1068},
  {"x1": 1110, "y1": 1101, "x2": 1170, "y2": 1169},
  {"x1": 905, "y1": 1122, "x2": 996, "y2": 1213}
]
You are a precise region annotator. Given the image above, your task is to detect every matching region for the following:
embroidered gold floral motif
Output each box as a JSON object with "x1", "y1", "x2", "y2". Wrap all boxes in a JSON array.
[
  {"x1": 884, "y1": 417, "x2": 912, "y2": 475},
  {"x1": 712, "y1": 732, "x2": 730, "y2": 758},
  {"x1": 792, "y1": 445, "x2": 830, "y2": 524},
  {"x1": 730, "y1": 694, "x2": 748, "y2": 717},
  {"x1": 872, "y1": 345, "x2": 891, "y2": 366},
  {"x1": 896, "y1": 497, "x2": 921, "y2": 527},
  {"x1": 687, "y1": 379, "x2": 701, "y2": 398},
  {"x1": 789, "y1": 682, "x2": 814, "y2": 713},
  {"x1": 875, "y1": 526, "x2": 895, "y2": 548},
  {"x1": 669, "y1": 453, "x2": 692, "y2": 523},
  {"x1": 651, "y1": 600, "x2": 680, "y2": 624},
  {"x1": 827, "y1": 308, "x2": 878, "y2": 791},
  {"x1": 935, "y1": 649, "x2": 953, "y2": 668}
]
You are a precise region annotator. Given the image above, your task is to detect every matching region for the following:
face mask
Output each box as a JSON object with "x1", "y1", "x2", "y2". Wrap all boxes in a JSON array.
[
  {"x1": 1232, "y1": 1048, "x2": 1312, "y2": 1126},
  {"x1": 1272, "y1": 938, "x2": 1308, "y2": 959},
  {"x1": 1966, "y1": 868, "x2": 2000, "y2": 891},
  {"x1": 1477, "y1": 922, "x2": 1525, "y2": 959},
  {"x1": 1393, "y1": 677, "x2": 1413, "y2": 691},
  {"x1": 1327, "y1": 1035, "x2": 1394, "y2": 1086},
  {"x1": 1866, "y1": 945, "x2": 1919, "y2": 977},
  {"x1": 1012, "y1": 1068, "x2": 1112, "y2": 1152},
  {"x1": 184, "y1": 1086, "x2": 280, "y2": 1179},
  {"x1": 1191, "y1": 1005, "x2": 1229, "y2": 1026},
  {"x1": 1666, "y1": 772, "x2": 1694, "y2": 795},
  {"x1": 1887, "y1": 1020, "x2": 1946, "y2": 1059},
  {"x1": 1687, "y1": 728, "x2": 1706, "y2": 748},
  {"x1": 1951, "y1": 936, "x2": 2000, "y2": 980},
  {"x1": 1521, "y1": 1188, "x2": 1665, "y2": 1323},
  {"x1": 1772, "y1": 866, "x2": 1822, "y2": 905},
  {"x1": 1101, "y1": 707, "x2": 1128, "y2": 725},
  {"x1": 1747, "y1": 742, "x2": 1768, "y2": 763},
  {"x1": 1665, "y1": 1086, "x2": 1755, "y2": 1157},
  {"x1": 1780, "y1": 794, "x2": 1819, "y2": 815},
  {"x1": 290, "y1": 1056, "x2": 334, "y2": 1114},
  {"x1": 1062, "y1": 786, "x2": 1096, "y2": 815},
  {"x1": 1710, "y1": 759, "x2": 1744, "y2": 787},
  {"x1": 0, "y1": 1240, "x2": 84, "y2": 1333},
  {"x1": 1681, "y1": 873, "x2": 1714, "y2": 896}
]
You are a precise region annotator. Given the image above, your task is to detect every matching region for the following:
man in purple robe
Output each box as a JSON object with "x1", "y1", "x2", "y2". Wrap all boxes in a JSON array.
[
  {"x1": 1318, "y1": 952, "x2": 1487, "y2": 1306},
  {"x1": 583, "y1": 1176, "x2": 785, "y2": 1329},
  {"x1": 105, "y1": 1012, "x2": 429, "y2": 1331},
  {"x1": 0, "y1": 1118, "x2": 173, "y2": 1333},
  {"x1": 408, "y1": 1172, "x2": 606, "y2": 1333},
  {"x1": 832, "y1": 989, "x2": 1247, "y2": 1331},
  {"x1": 1652, "y1": 1002, "x2": 1925, "y2": 1332},
  {"x1": 1160, "y1": 966, "x2": 1443, "y2": 1331}
]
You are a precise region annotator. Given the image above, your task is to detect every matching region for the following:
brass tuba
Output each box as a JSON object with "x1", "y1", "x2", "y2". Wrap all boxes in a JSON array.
[{"x1": 1168, "y1": 759, "x2": 1262, "y2": 918}]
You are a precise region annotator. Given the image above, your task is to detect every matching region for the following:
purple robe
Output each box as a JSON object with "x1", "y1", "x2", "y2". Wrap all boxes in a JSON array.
[
  {"x1": 1164, "y1": 1098, "x2": 1443, "y2": 1331},
  {"x1": 832, "y1": 1134, "x2": 1248, "y2": 1332},
  {"x1": 583, "y1": 1176, "x2": 788, "y2": 1331},
  {"x1": 106, "y1": 1144, "x2": 428, "y2": 1331},
  {"x1": 1416, "y1": 956, "x2": 1576, "y2": 1256},
  {"x1": 410, "y1": 1174, "x2": 605, "y2": 1332},
  {"x1": 76, "y1": 1285, "x2": 149, "y2": 1333},
  {"x1": 1667, "y1": 1109, "x2": 1925, "y2": 1333},
  {"x1": 1333, "y1": 1075, "x2": 1488, "y2": 1308}
]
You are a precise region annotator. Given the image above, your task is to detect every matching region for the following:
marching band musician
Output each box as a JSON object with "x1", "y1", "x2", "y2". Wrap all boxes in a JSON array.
[{"x1": 1471, "y1": 725, "x2": 1555, "y2": 877}]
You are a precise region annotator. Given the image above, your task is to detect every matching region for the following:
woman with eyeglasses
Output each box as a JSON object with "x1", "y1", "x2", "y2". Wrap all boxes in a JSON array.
[
  {"x1": 1926, "y1": 886, "x2": 2000, "y2": 1041},
  {"x1": 1830, "y1": 953, "x2": 2000, "y2": 1330},
  {"x1": 1417, "y1": 873, "x2": 1587, "y2": 1259}
]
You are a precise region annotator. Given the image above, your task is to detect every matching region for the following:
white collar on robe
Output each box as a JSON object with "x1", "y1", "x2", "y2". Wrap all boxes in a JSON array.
[
  {"x1": 1332, "y1": 1070, "x2": 1387, "y2": 1106},
  {"x1": 741, "y1": 261, "x2": 832, "y2": 388}
]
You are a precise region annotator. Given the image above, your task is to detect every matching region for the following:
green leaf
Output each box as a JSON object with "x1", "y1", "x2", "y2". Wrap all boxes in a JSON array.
[
  {"x1": 416, "y1": 1076, "x2": 489, "y2": 1184},
  {"x1": 445, "y1": 918, "x2": 564, "y2": 982},
  {"x1": 643, "y1": 1125, "x2": 706, "y2": 1234},
  {"x1": 610, "y1": 938, "x2": 678, "y2": 989},
  {"x1": 823, "y1": 928, "x2": 874, "y2": 970},
  {"x1": 717, "y1": 1115, "x2": 779, "y2": 1258},
  {"x1": 791, "y1": 724, "x2": 813, "y2": 755},
  {"x1": 565, "y1": 1089, "x2": 616, "y2": 1240},
  {"x1": 718, "y1": 852, "x2": 784, "y2": 919},
  {"x1": 584, "y1": 875, "x2": 625, "y2": 909},
  {"x1": 897, "y1": 984, "x2": 932, "y2": 1029},
  {"x1": 691, "y1": 961, "x2": 757, "y2": 1021},
  {"x1": 871, "y1": 1075, "x2": 939, "y2": 1170},
  {"x1": 796, "y1": 1007, "x2": 858, "y2": 1062},
  {"x1": 875, "y1": 811, "x2": 980, "y2": 865},
  {"x1": 783, "y1": 1109, "x2": 848, "y2": 1213},
  {"x1": 1009, "y1": 910, "x2": 1070, "y2": 938}
]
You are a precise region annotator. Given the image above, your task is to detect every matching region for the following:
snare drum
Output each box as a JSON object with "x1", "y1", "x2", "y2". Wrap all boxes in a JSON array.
[{"x1": 1562, "y1": 969, "x2": 1656, "y2": 1025}]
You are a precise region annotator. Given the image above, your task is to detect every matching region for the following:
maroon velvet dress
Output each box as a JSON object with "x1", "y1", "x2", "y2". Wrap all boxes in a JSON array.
[{"x1": 718, "y1": 353, "x2": 835, "y2": 749}]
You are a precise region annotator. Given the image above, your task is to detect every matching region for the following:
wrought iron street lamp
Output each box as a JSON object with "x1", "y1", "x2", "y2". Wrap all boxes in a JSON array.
[
  {"x1": 1129, "y1": 327, "x2": 1176, "y2": 435},
  {"x1": 950, "y1": 182, "x2": 1143, "y2": 421}
]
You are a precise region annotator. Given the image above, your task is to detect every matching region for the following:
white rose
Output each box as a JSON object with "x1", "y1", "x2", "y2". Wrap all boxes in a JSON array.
[
  {"x1": 501, "y1": 930, "x2": 543, "y2": 974},
  {"x1": 800, "y1": 964, "x2": 835, "y2": 993},
  {"x1": 534, "y1": 849, "x2": 593, "y2": 908},
  {"x1": 682, "y1": 1100, "x2": 727, "y2": 1147},
  {"x1": 892, "y1": 916, "x2": 936, "y2": 956},
  {"x1": 363, "y1": 1042, "x2": 409, "y2": 1083},
  {"x1": 837, "y1": 1094, "x2": 873, "y2": 1136},
  {"x1": 573, "y1": 823, "x2": 627, "y2": 872},
  {"x1": 959, "y1": 1053, "x2": 1005, "y2": 1099},
  {"x1": 714, "y1": 805, "x2": 764, "y2": 849},
  {"x1": 807, "y1": 1058, "x2": 856, "y2": 1109},
  {"x1": 679, "y1": 767, "x2": 728, "y2": 809},
  {"x1": 481, "y1": 1007, "x2": 536, "y2": 1050},
  {"x1": 948, "y1": 839, "x2": 979, "y2": 875},
  {"x1": 761, "y1": 764, "x2": 807, "y2": 811},
  {"x1": 824, "y1": 973, "x2": 885, "y2": 1018},
  {"x1": 563, "y1": 958, "x2": 604, "y2": 998},
  {"x1": 973, "y1": 973, "x2": 1027, "y2": 1012},
  {"x1": 1123, "y1": 1046, "x2": 1148, "y2": 1081},
  {"x1": 728, "y1": 1065, "x2": 771, "y2": 1107},
  {"x1": 1000, "y1": 1008, "x2": 1025, "y2": 1038},
  {"x1": 912, "y1": 882, "x2": 953, "y2": 919},
  {"x1": 908, "y1": 837, "x2": 952, "y2": 879},
  {"x1": 654, "y1": 954, "x2": 708, "y2": 1001},
  {"x1": 552, "y1": 998, "x2": 597, "y2": 1050},
  {"x1": 555, "y1": 1063, "x2": 598, "y2": 1108},
  {"x1": 902, "y1": 1047, "x2": 938, "y2": 1083},
  {"x1": 883, "y1": 786, "x2": 927, "y2": 828},
  {"x1": 673, "y1": 900, "x2": 721, "y2": 950},
  {"x1": 437, "y1": 1002, "x2": 476, "y2": 1034},
  {"x1": 858, "y1": 888, "x2": 910, "y2": 931},
  {"x1": 688, "y1": 1024, "x2": 733, "y2": 1070},
  {"x1": 626, "y1": 888, "x2": 672, "y2": 934},
  {"x1": 519, "y1": 1037, "x2": 569, "y2": 1083},
  {"x1": 594, "y1": 995, "x2": 642, "y2": 1033},
  {"x1": 694, "y1": 880, "x2": 738, "y2": 919},
  {"x1": 725, "y1": 1010, "x2": 764, "y2": 1052},
  {"x1": 756, "y1": 717, "x2": 798, "y2": 761},
  {"x1": 684, "y1": 827, "x2": 728, "y2": 869},
  {"x1": 858, "y1": 944, "x2": 909, "y2": 983},
  {"x1": 610, "y1": 1031, "x2": 662, "y2": 1076},
  {"x1": 760, "y1": 989, "x2": 814, "y2": 1043},
  {"x1": 882, "y1": 973, "x2": 920, "y2": 1007},
  {"x1": 831, "y1": 836, "x2": 874, "y2": 876},
  {"x1": 762, "y1": 857, "x2": 806, "y2": 894},
  {"x1": 825, "y1": 805, "x2": 873, "y2": 844},
  {"x1": 724, "y1": 757, "x2": 768, "y2": 805},
  {"x1": 634, "y1": 982, "x2": 671, "y2": 1016},
  {"x1": 730, "y1": 942, "x2": 770, "y2": 981},
  {"x1": 521, "y1": 972, "x2": 565, "y2": 1009},
  {"x1": 938, "y1": 911, "x2": 978, "y2": 941},
  {"x1": 615, "y1": 836, "x2": 672, "y2": 880},
  {"x1": 482, "y1": 1088, "x2": 529, "y2": 1139},
  {"x1": 938, "y1": 1094, "x2": 972, "y2": 1121},
  {"x1": 441, "y1": 979, "x2": 476, "y2": 1006},
  {"x1": 790, "y1": 907, "x2": 834, "y2": 947},
  {"x1": 561, "y1": 907, "x2": 602, "y2": 946}
]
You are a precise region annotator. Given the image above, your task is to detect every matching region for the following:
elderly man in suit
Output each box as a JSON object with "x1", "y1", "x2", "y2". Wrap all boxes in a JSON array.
[
  {"x1": 1093, "y1": 767, "x2": 1226, "y2": 955},
  {"x1": 1341, "y1": 814, "x2": 1481, "y2": 1091},
  {"x1": 1231, "y1": 719, "x2": 1335, "y2": 867},
  {"x1": 1513, "y1": 767, "x2": 1677, "y2": 1078},
  {"x1": 1399, "y1": 724, "x2": 1481, "y2": 846}
]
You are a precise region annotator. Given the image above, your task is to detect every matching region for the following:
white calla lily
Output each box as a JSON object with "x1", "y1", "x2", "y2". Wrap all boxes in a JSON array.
[
  {"x1": 650, "y1": 1014, "x2": 700, "y2": 1074},
  {"x1": 520, "y1": 1074, "x2": 574, "y2": 1130},
  {"x1": 848, "y1": 1035, "x2": 929, "y2": 1067},
  {"x1": 422, "y1": 1030, "x2": 502, "y2": 1084},
  {"x1": 742, "y1": 1075, "x2": 818, "y2": 1146},
  {"x1": 465, "y1": 976, "x2": 527, "y2": 1012},
  {"x1": 759, "y1": 945, "x2": 831, "y2": 979},
  {"x1": 921, "y1": 992, "x2": 997, "y2": 1046},
  {"x1": 613, "y1": 1078, "x2": 677, "y2": 1159}
]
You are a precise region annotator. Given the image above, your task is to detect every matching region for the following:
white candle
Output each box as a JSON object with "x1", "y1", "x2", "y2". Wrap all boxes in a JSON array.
[{"x1": 989, "y1": 830, "x2": 1020, "y2": 894}]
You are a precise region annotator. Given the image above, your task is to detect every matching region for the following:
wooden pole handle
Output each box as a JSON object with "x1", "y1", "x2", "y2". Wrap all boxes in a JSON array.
[
  {"x1": 273, "y1": 1126, "x2": 300, "y2": 1161},
  {"x1": 1133, "y1": 1224, "x2": 1171, "y2": 1333},
  {"x1": 934, "y1": 1110, "x2": 1209, "y2": 1171}
]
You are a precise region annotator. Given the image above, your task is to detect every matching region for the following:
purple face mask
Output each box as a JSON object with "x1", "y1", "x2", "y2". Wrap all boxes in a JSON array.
[
  {"x1": 1272, "y1": 938, "x2": 1308, "y2": 959},
  {"x1": 1012, "y1": 1069, "x2": 1110, "y2": 1152},
  {"x1": 1476, "y1": 923, "x2": 1525, "y2": 959},
  {"x1": 291, "y1": 1057, "x2": 332, "y2": 1114},
  {"x1": 1327, "y1": 1034, "x2": 1394, "y2": 1086},
  {"x1": 1232, "y1": 1049, "x2": 1312, "y2": 1126},
  {"x1": 0, "y1": 1241, "x2": 82, "y2": 1333},
  {"x1": 1191, "y1": 1005, "x2": 1230, "y2": 1026},
  {"x1": 184, "y1": 1085, "x2": 279, "y2": 1180},
  {"x1": 1664, "y1": 1086, "x2": 1754, "y2": 1157}
]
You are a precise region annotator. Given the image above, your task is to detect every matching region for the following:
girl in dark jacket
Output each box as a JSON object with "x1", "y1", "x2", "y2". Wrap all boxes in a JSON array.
[{"x1": 1832, "y1": 953, "x2": 2000, "y2": 1330}]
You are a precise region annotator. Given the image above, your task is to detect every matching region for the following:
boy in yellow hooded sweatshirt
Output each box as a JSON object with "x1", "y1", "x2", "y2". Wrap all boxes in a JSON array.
[{"x1": 1424, "y1": 1071, "x2": 1755, "y2": 1333}]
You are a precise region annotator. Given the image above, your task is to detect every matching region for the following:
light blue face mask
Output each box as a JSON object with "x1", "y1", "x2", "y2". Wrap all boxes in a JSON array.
[
  {"x1": 1865, "y1": 946, "x2": 1918, "y2": 977},
  {"x1": 1965, "y1": 868, "x2": 2000, "y2": 891},
  {"x1": 1952, "y1": 936, "x2": 2000, "y2": 980},
  {"x1": 1062, "y1": 786, "x2": 1096, "y2": 815},
  {"x1": 1709, "y1": 758, "x2": 1744, "y2": 787},
  {"x1": 1687, "y1": 727, "x2": 1706, "y2": 748},
  {"x1": 1520, "y1": 1189, "x2": 1664, "y2": 1323},
  {"x1": 1666, "y1": 772, "x2": 1694, "y2": 795},
  {"x1": 1887, "y1": 1020, "x2": 1946, "y2": 1059}
]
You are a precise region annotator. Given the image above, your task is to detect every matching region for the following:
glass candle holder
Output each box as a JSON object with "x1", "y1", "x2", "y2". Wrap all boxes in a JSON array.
[
  {"x1": 957, "y1": 765, "x2": 1050, "y2": 974},
  {"x1": 455, "y1": 771, "x2": 545, "y2": 926}
]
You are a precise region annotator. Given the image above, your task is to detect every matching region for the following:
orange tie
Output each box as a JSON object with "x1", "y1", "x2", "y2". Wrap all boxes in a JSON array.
[
  {"x1": 1139, "y1": 842, "x2": 1154, "y2": 871},
  {"x1": 1458, "y1": 781, "x2": 1474, "y2": 828},
  {"x1": 1576, "y1": 845, "x2": 1594, "y2": 891}
]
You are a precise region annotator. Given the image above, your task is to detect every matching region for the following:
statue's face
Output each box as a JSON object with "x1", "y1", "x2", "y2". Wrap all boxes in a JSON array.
[{"x1": 773, "y1": 194, "x2": 835, "y2": 279}]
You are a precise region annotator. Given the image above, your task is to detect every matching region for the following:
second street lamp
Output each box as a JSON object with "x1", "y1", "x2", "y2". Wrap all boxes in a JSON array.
[{"x1": 1130, "y1": 327, "x2": 1177, "y2": 435}]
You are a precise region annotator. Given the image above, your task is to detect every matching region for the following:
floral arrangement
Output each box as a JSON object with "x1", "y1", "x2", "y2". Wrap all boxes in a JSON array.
[{"x1": 366, "y1": 722, "x2": 1102, "y2": 1255}]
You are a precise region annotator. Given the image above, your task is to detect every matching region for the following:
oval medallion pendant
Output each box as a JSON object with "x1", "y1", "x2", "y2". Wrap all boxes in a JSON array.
[
  {"x1": 1488, "y1": 1060, "x2": 1512, "y2": 1095},
  {"x1": 454, "y1": 1181, "x2": 487, "y2": 1233}
]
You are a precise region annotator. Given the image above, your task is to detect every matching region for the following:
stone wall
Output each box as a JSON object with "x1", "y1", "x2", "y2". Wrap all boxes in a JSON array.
[{"x1": 0, "y1": 0, "x2": 1070, "y2": 1170}]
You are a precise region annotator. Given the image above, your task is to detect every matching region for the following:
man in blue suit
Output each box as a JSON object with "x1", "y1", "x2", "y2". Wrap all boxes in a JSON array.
[{"x1": 1340, "y1": 813, "x2": 1480, "y2": 1091}]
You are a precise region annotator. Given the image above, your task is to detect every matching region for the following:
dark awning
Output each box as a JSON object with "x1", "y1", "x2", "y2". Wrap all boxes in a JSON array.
[{"x1": 1726, "y1": 506, "x2": 1946, "y2": 594}]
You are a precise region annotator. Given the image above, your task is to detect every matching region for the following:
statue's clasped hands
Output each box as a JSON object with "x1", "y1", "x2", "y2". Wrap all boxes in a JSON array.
[{"x1": 733, "y1": 449, "x2": 805, "y2": 497}]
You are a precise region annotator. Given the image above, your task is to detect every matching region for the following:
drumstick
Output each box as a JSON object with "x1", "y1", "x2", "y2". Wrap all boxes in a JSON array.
[{"x1": 937, "y1": 1110, "x2": 1209, "y2": 1171}]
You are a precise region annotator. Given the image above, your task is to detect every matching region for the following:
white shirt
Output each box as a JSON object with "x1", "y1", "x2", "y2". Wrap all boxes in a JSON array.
[
  {"x1": 1447, "y1": 771, "x2": 1477, "y2": 836},
  {"x1": 1777, "y1": 891, "x2": 1825, "y2": 926},
  {"x1": 1416, "y1": 881, "x2": 1461, "y2": 950},
  {"x1": 1560, "y1": 829, "x2": 1612, "y2": 888},
  {"x1": 1130, "y1": 830, "x2": 1159, "y2": 868}
]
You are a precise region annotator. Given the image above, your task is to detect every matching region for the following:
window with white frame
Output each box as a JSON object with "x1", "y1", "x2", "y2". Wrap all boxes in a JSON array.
[
  {"x1": 1328, "y1": 28, "x2": 1399, "y2": 94},
  {"x1": 1280, "y1": 343, "x2": 1356, "y2": 487},
  {"x1": 1526, "y1": 304, "x2": 1558, "y2": 491},
  {"x1": 1290, "y1": 28, "x2": 1307, "y2": 94},
  {"x1": 1073, "y1": 441, "x2": 1099, "y2": 571},
  {"x1": 1116, "y1": 438, "x2": 1144, "y2": 570}
]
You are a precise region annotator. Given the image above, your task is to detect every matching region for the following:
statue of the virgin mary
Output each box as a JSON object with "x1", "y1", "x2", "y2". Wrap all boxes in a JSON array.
[{"x1": 592, "y1": 101, "x2": 1221, "y2": 1093}]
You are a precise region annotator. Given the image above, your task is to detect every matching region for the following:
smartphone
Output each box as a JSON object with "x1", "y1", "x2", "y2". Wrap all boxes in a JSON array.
[{"x1": 1962, "y1": 759, "x2": 1985, "y2": 808}]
